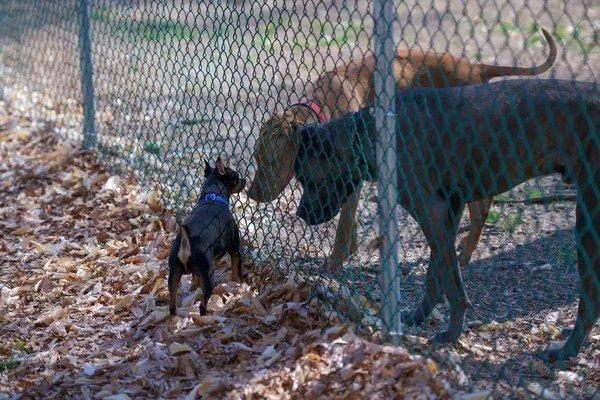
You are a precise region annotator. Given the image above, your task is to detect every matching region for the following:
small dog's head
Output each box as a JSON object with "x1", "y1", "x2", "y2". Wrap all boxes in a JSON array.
[
  {"x1": 247, "y1": 113, "x2": 299, "y2": 202},
  {"x1": 204, "y1": 156, "x2": 246, "y2": 195},
  {"x1": 294, "y1": 122, "x2": 362, "y2": 225}
]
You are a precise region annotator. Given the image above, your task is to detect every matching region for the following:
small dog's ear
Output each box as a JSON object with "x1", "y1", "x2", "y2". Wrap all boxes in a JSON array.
[
  {"x1": 204, "y1": 160, "x2": 212, "y2": 177},
  {"x1": 178, "y1": 224, "x2": 191, "y2": 266},
  {"x1": 216, "y1": 156, "x2": 227, "y2": 175}
]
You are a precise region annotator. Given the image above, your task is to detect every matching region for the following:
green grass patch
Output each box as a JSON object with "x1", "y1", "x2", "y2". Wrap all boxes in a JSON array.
[
  {"x1": 0, "y1": 359, "x2": 19, "y2": 372},
  {"x1": 558, "y1": 246, "x2": 577, "y2": 266},
  {"x1": 90, "y1": 6, "x2": 113, "y2": 24},
  {"x1": 133, "y1": 20, "x2": 196, "y2": 42},
  {"x1": 552, "y1": 24, "x2": 569, "y2": 45},
  {"x1": 523, "y1": 184, "x2": 544, "y2": 201},
  {"x1": 144, "y1": 140, "x2": 161, "y2": 155},
  {"x1": 495, "y1": 193, "x2": 511, "y2": 203},
  {"x1": 500, "y1": 213, "x2": 524, "y2": 235},
  {"x1": 500, "y1": 21, "x2": 516, "y2": 37},
  {"x1": 91, "y1": 6, "x2": 197, "y2": 42},
  {"x1": 13, "y1": 338, "x2": 32, "y2": 354},
  {"x1": 486, "y1": 210, "x2": 501, "y2": 224},
  {"x1": 252, "y1": 17, "x2": 364, "y2": 54}
]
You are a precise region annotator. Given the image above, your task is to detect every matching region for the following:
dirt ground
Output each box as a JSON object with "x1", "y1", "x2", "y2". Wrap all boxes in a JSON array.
[
  {"x1": 1, "y1": 0, "x2": 599, "y2": 398},
  {"x1": 0, "y1": 108, "x2": 459, "y2": 399}
]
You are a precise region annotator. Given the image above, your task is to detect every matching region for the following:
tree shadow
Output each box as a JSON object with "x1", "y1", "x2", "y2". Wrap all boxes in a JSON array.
[{"x1": 401, "y1": 227, "x2": 578, "y2": 324}]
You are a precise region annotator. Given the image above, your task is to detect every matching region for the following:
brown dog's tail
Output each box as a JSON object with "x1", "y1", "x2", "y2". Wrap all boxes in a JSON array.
[{"x1": 481, "y1": 28, "x2": 557, "y2": 81}]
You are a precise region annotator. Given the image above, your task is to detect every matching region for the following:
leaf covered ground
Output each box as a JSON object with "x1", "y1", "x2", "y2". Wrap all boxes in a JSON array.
[{"x1": 0, "y1": 107, "x2": 458, "y2": 398}]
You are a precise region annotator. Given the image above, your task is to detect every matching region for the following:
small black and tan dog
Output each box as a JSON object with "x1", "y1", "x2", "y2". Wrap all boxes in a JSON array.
[{"x1": 168, "y1": 157, "x2": 246, "y2": 316}]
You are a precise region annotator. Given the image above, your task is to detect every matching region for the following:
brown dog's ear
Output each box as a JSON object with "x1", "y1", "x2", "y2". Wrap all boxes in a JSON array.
[
  {"x1": 216, "y1": 156, "x2": 227, "y2": 175},
  {"x1": 177, "y1": 225, "x2": 191, "y2": 266},
  {"x1": 204, "y1": 161, "x2": 212, "y2": 177}
]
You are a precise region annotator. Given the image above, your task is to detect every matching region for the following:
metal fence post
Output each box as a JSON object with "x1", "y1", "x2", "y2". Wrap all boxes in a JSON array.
[
  {"x1": 78, "y1": 0, "x2": 96, "y2": 149},
  {"x1": 373, "y1": 0, "x2": 402, "y2": 344}
]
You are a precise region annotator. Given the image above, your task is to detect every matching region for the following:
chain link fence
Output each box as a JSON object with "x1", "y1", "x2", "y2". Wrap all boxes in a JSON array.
[{"x1": 1, "y1": 0, "x2": 598, "y2": 396}]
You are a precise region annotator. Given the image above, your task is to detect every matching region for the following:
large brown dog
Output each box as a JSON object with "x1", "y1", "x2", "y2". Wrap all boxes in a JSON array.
[
  {"x1": 294, "y1": 79, "x2": 599, "y2": 361},
  {"x1": 248, "y1": 29, "x2": 556, "y2": 271}
]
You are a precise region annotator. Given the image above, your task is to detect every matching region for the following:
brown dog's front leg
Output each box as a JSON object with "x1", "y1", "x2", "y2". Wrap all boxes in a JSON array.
[
  {"x1": 327, "y1": 185, "x2": 362, "y2": 272},
  {"x1": 168, "y1": 269, "x2": 183, "y2": 316},
  {"x1": 422, "y1": 201, "x2": 470, "y2": 344},
  {"x1": 457, "y1": 198, "x2": 493, "y2": 267}
]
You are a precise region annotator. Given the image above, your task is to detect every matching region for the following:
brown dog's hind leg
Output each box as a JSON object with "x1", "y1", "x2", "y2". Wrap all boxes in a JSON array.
[
  {"x1": 458, "y1": 198, "x2": 493, "y2": 267},
  {"x1": 547, "y1": 185, "x2": 599, "y2": 362},
  {"x1": 229, "y1": 251, "x2": 245, "y2": 283},
  {"x1": 168, "y1": 269, "x2": 183, "y2": 316},
  {"x1": 327, "y1": 185, "x2": 362, "y2": 272}
]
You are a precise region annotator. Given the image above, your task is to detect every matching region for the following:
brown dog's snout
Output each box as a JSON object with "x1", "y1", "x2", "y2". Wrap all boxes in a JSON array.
[
  {"x1": 247, "y1": 172, "x2": 279, "y2": 202},
  {"x1": 246, "y1": 179, "x2": 262, "y2": 200}
]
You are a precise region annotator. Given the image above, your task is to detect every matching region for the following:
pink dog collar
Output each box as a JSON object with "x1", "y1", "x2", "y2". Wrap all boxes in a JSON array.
[{"x1": 291, "y1": 99, "x2": 328, "y2": 123}]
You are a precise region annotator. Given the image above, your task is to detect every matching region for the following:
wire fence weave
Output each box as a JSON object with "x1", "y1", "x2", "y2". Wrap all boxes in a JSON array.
[{"x1": 0, "y1": 0, "x2": 598, "y2": 396}]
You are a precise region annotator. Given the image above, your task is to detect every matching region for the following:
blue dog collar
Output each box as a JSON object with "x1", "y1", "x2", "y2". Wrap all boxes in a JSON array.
[{"x1": 199, "y1": 193, "x2": 229, "y2": 207}]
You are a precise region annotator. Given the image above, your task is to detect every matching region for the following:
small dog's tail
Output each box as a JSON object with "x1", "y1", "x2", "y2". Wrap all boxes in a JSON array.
[{"x1": 481, "y1": 28, "x2": 557, "y2": 81}]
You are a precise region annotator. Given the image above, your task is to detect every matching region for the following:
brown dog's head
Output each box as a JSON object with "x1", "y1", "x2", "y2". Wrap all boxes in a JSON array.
[
  {"x1": 205, "y1": 156, "x2": 246, "y2": 195},
  {"x1": 247, "y1": 112, "x2": 300, "y2": 202},
  {"x1": 295, "y1": 114, "x2": 368, "y2": 225}
]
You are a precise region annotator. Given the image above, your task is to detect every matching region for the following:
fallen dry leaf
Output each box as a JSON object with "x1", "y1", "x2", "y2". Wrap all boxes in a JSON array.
[{"x1": 169, "y1": 342, "x2": 192, "y2": 356}]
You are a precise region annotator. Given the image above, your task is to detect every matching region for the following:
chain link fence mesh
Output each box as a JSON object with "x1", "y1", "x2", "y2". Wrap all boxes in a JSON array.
[{"x1": 1, "y1": 0, "x2": 598, "y2": 396}]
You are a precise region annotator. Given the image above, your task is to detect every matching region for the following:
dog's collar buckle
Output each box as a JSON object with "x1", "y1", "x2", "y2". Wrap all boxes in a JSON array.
[{"x1": 199, "y1": 193, "x2": 229, "y2": 207}]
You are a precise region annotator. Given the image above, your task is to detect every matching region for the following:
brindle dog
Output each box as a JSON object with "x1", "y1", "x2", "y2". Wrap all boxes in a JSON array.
[
  {"x1": 248, "y1": 29, "x2": 556, "y2": 271},
  {"x1": 294, "y1": 79, "x2": 599, "y2": 361}
]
